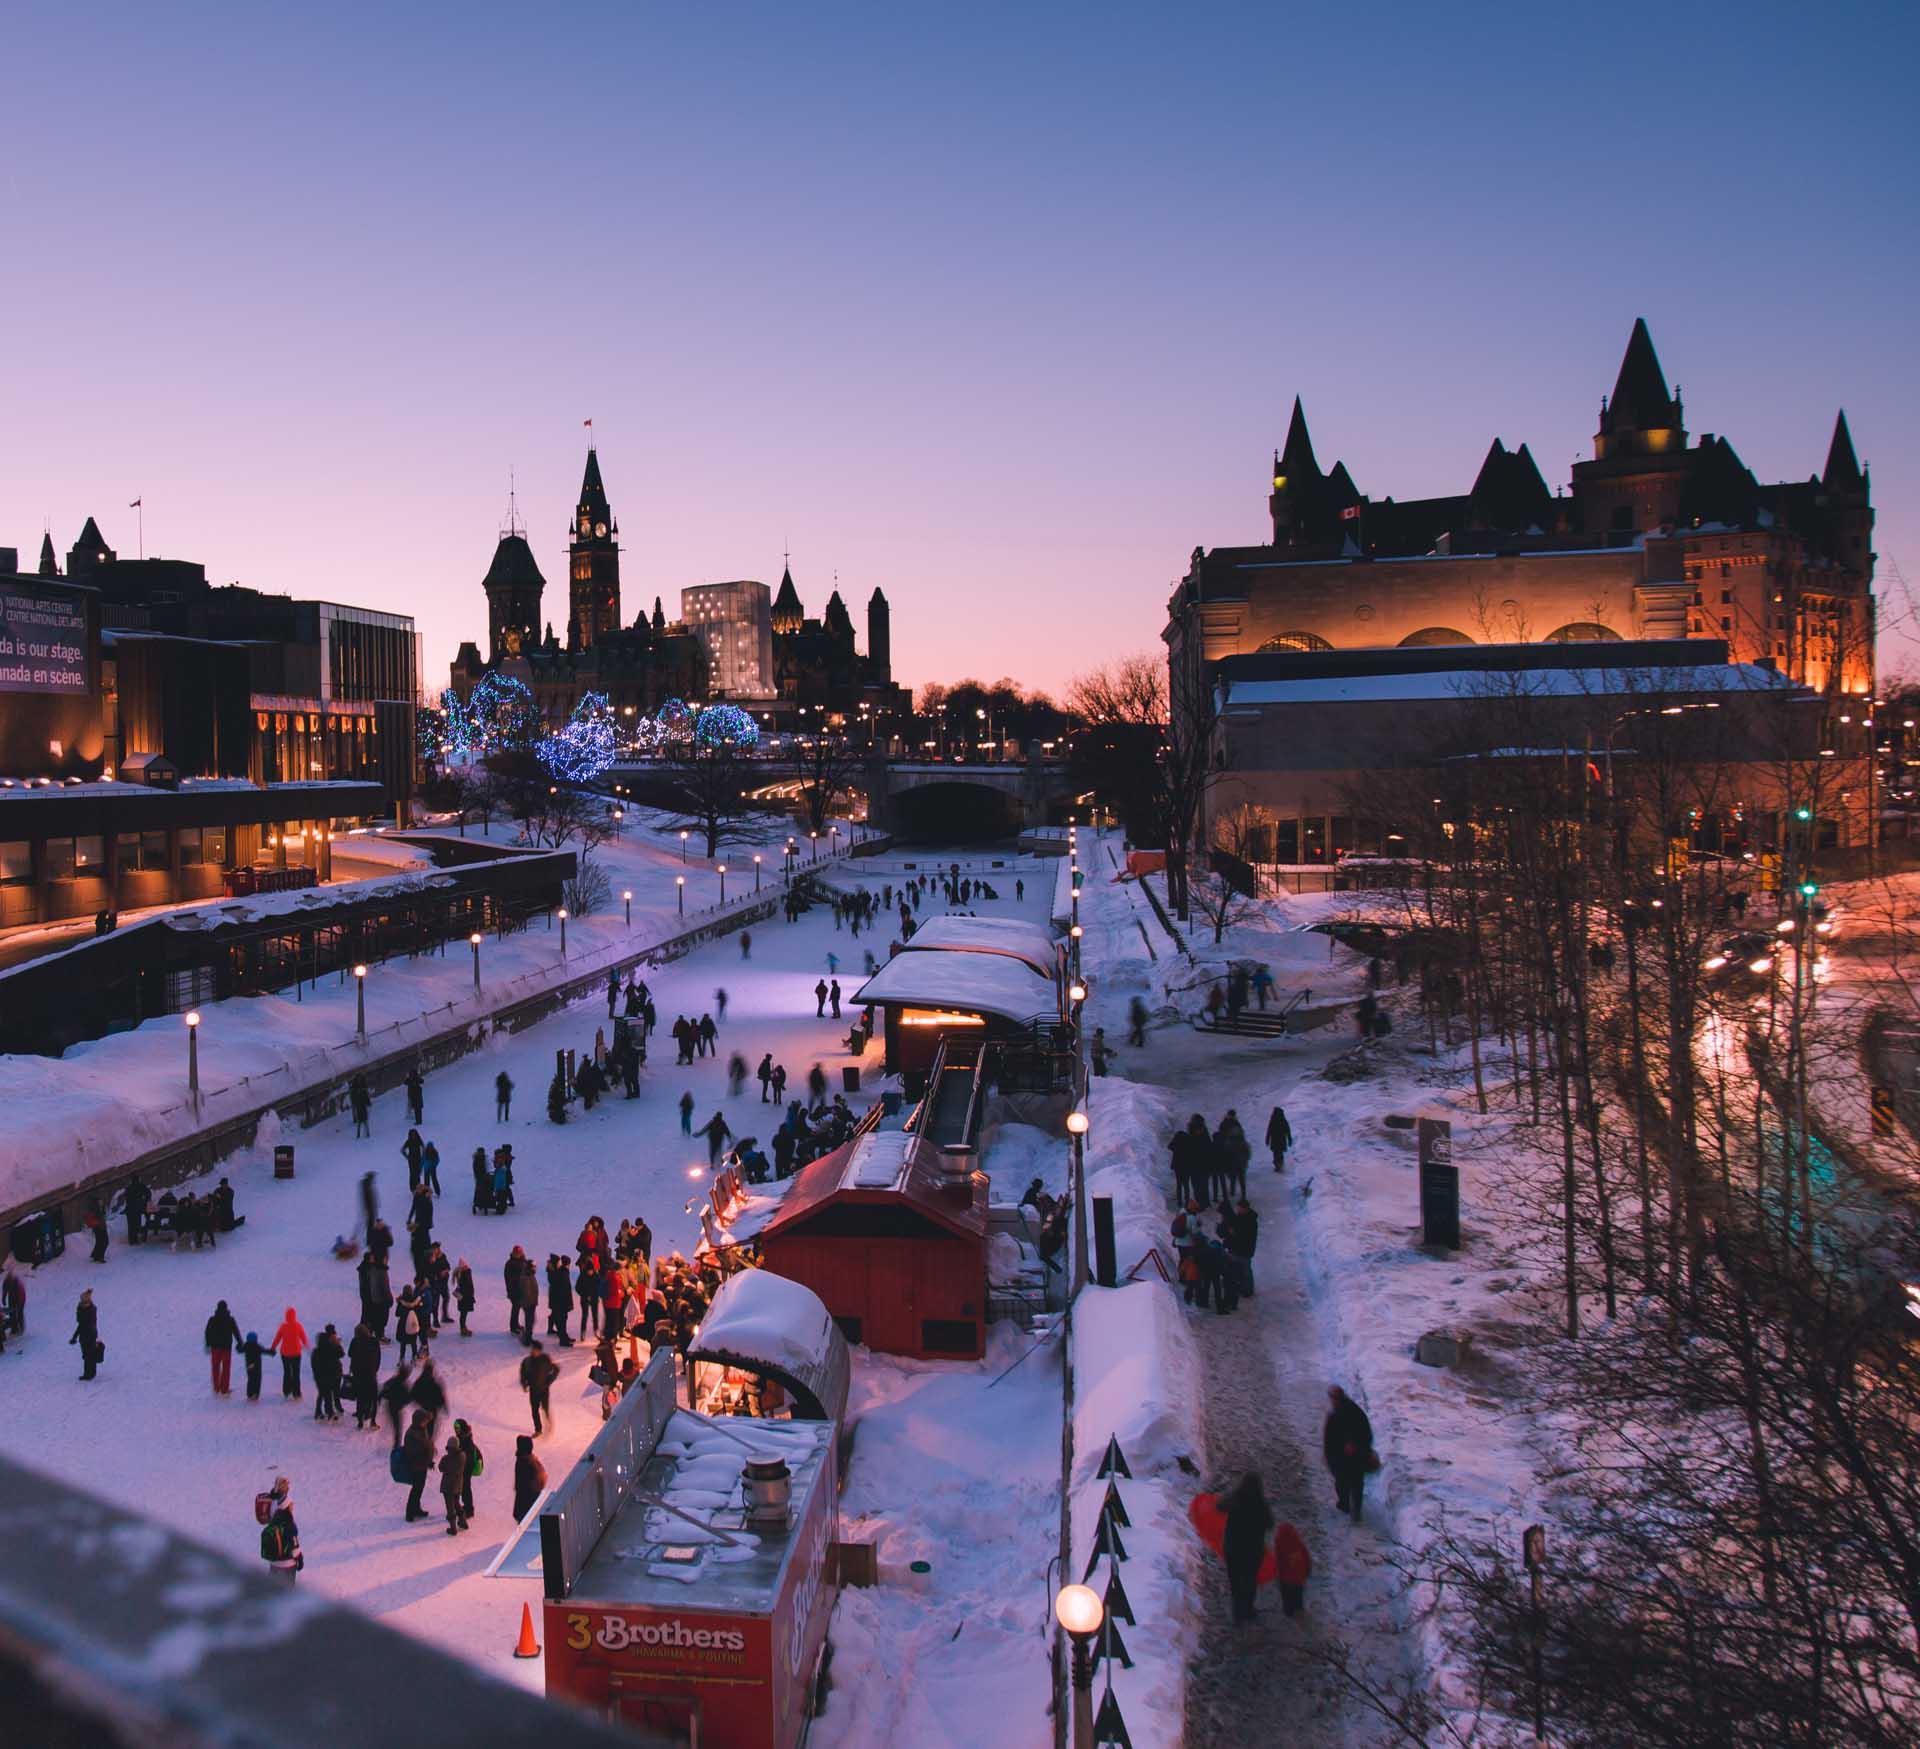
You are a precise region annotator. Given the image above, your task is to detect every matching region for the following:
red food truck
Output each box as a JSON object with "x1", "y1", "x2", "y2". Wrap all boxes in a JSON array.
[{"x1": 537, "y1": 1307, "x2": 843, "y2": 1745}]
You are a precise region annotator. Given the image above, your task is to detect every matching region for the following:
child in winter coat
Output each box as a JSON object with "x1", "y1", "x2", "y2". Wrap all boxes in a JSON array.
[
  {"x1": 242, "y1": 1332, "x2": 265, "y2": 1400},
  {"x1": 259, "y1": 1477, "x2": 302, "y2": 1583},
  {"x1": 1273, "y1": 1522, "x2": 1312, "y2": 1617}
]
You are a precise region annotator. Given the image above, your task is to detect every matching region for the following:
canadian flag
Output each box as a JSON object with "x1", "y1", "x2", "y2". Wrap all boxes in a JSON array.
[{"x1": 1339, "y1": 504, "x2": 1361, "y2": 522}]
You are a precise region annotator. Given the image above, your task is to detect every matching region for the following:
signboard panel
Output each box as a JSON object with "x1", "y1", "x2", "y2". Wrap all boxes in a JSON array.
[
  {"x1": 1418, "y1": 1116, "x2": 1459, "y2": 1249},
  {"x1": 0, "y1": 588, "x2": 89, "y2": 694}
]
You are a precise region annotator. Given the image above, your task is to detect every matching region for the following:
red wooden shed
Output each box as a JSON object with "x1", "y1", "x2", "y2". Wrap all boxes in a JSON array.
[{"x1": 757, "y1": 1127, "x2": 989, "y2": 1361}]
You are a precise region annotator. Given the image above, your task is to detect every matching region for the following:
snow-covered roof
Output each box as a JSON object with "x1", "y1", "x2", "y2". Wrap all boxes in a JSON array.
[
  {"x1": 853, "y1": 947, "x2": 1061, "y2": 1025},
  {"x1": 685, "y1": 1269, "x2": 849, "y2": 1424},
  {"x1": 900, "y1": 915, "x2": 1061, "y2": 978},
  {"x1": 841, "y1": 1127, "x2": 919, "y2": 1189},
  {"x1": 1219, "y1": 662, "x2": 1798, "y2": 710}
]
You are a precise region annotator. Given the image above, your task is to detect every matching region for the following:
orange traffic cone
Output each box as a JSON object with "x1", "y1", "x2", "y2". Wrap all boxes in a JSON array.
[{"x1": 513, "y1": 1601, "x2": 541, "y2": 1659}]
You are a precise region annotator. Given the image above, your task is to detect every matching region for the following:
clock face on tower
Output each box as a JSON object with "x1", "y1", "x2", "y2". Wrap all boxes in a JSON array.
[{"x1": 594, "y1": 523, "x2": 607, "y2": 539}]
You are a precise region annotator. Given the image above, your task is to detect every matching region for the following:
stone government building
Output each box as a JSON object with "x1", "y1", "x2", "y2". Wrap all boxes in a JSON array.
[
  {"x1": 451, "y1": 445, "x2": 910, "y2": 732},
  {"x1": 1165, "y1": 321, "x2": 1878, "y2": 868}
]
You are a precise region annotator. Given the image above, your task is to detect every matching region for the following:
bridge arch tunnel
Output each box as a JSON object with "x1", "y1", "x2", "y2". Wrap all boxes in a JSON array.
[{"x1": 886, "y1": 779, "x2": 1025, "y2": 843}]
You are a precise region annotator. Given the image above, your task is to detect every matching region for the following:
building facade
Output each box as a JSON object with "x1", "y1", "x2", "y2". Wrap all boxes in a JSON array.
[
  {"x1": 5, "y1": 525, "x2": 418, "y2": 808},
  {"x1": 1167, "y1": 320, "x2": 1876, "y2": 749},
  {"x1": 682, "y1": 579, "x2": 774, "y2": 698}
]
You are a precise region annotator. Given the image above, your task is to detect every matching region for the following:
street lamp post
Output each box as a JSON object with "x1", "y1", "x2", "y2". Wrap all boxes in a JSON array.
[
  {"x1": 613, "y1": 806, "x2": 624, "y2": 841},
  {"x1": 1054, "y1": 1583, "x2": 1104, "y2": 1749},
  {"x1": 623, "y1": 889, "x2": 633, "y2": 927},
  {"x1": 718, "y1": 864, "x2": 728, "y2": 903},
  {"x1": 469, "y1": 931, "x2": 482, "y2": 993},
  {"x1": 1066, "y1": 1109, "x2": 1090, "y2": 1293},
  {"x1": 810, "y1": 831, "x2": 819, "y2": 864},
  {"x1": 680, "y1": 830, "x2": 689, "y2": 863},
  {"x1": 753, "y1": 854, "x2": 762, "y2": 892},
  {"x1": 353, "y1": 964, "x2": 367, "y2": 1040},
  {"x1": 830, "y1": 825, "x2": 840, "y2": 857},
  {"x1": 558, "y1": 907, "x2": 568, "y2": 957},
  {"x1": 1069, "y1": 922, "x2": 1084, "y2": 981},
  {"x1": 185, "y1": 1010, "x2": 201, "y2": 1106},
  {"x1": 676, "y1": 875, "x2": 685, "y2": 916}
]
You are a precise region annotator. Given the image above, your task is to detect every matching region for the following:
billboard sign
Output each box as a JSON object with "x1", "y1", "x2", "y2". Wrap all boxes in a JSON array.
[{"x1": 0, "y1": 588, "x2": 90, "y2": 695}]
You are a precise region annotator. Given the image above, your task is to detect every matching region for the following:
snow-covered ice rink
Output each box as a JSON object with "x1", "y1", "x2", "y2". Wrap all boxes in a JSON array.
[{"x1": 0, "y1": 836, "x2": 1066, "y2": 1742}]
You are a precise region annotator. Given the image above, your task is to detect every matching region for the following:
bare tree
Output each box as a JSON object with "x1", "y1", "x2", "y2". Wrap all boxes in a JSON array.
[
  {"x1": 1064, "y1": 654, "x2": 1167, "y2": 727},
  {"x1": 663, "y1": 741, "x2": 755, "y2": 857},
  {"x1": 787, "y1": 733, "x2": 862, "y2": 834}
]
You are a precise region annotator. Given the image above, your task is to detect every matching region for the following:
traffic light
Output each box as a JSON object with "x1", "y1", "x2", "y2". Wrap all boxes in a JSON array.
[
  {"x1": 1798, "y1": 881, "x2": 1819, "y2": 899},
  {"x1": 1794, "y1": 805, "x2": 1813, "y2": 822}
]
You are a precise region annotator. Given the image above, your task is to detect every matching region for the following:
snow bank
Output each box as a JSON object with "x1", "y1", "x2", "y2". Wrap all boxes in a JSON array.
[
  {"x1": 1064, "y1": 1074, "x2": 1203, "y2": 1747},
  {"x1": 814, "y1": 1326, "x2": 1061, "y2": 1749}
]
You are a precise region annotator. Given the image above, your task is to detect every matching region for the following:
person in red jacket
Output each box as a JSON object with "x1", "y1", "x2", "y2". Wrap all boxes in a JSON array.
[
  {"x1": 1272, "y1": 1521, "x2": 1312, "y2": 1617},
  {"x1": 269, "y1": 1306, "x2": 309, "y2": 1399}
]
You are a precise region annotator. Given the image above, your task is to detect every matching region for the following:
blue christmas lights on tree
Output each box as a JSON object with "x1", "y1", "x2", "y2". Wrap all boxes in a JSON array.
[
  {"x1": 693, "y1": 702, "x2": 760, "y2": 748},
  {"x1": 466, "y1": 672, "x2": 539, "y2": 754},
  {"x1": 538, "y1": 690, "x2": 618, "y2": 782}
]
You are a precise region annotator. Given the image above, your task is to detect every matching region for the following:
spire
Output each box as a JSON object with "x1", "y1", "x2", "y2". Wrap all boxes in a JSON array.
[
  {"x1": 651, "y1": 595, "x2": 666, "y2": 633},
  {"x1": 1823, "y1": 410, "x2": 1864, "y2": 490},
  {"x1": 1604, "y1": 318, "x2": 1677, "y2": 433},
  {"x1": 1276, "y1": 396, "x2": 1322, "y2": 484},
  {"x1": 37, "y1": 532, "x2": 57, "y2": 576},
  {"x1": 580, "y1": 445, "x2": 606, "y2": 506},
  {"x1": 771, "y1": 563, "x2": 804, "y2": 633}
]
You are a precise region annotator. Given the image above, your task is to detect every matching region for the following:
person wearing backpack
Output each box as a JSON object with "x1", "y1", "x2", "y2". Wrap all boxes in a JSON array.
[
  {"x1": 259, "y1": 1477, "x2": 302, "y2": 1583},
  {"x1": 453, "y1": 1418, "x2": 483, "y2": 1524}
]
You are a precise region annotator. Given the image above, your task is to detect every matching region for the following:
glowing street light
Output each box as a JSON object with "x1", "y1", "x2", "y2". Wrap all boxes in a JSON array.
[
  {"x1": 676, "y1": 875, "x2": 685, "y2": 915},
  {"x1": 469, "y1": 931, "x2": 482, "y2": 992},
  {"x1": 753, "y1": 853, "x2": 762, "y2": 892},
  {"x1": 353, "y1": 964, "x2": 367, "y2": 1039},
  {"x1": 623, "y1": 888, "x2": 633, "y2": 926},
  {"x1": 185, "y1": 1010, "x2": 201, "y2": 1104},
  {"x1": 718, "y1": 863, "x2": 728, "y2": 903},
  {"x1": 810, "y1": 830, "x2": 819, "y2": 863},
  {"x1": 680, "y1": 829, "x2": 690, "y2": 862},
  {"x1": 1054, "y1": 1582, "x2": 1105, "y2": 1749},
  {"x1": 1066, "y1": 1108, "x2": 1090, "y2": 1291},
  {"x1": 558, "y1": 906, "x2": 569, "y2": 957}
]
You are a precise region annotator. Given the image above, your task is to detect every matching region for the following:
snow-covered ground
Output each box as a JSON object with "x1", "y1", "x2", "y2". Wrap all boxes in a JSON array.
[
  {"x1": 0, "y1": 810, "x2": 851, "y2": 1212},
  {"x1": 0, "y1": 838, "x2": 1070, "y2": 1743},
  {"x1": 1072, "y1": 834, "x2": 1572, "y2": 1744}
]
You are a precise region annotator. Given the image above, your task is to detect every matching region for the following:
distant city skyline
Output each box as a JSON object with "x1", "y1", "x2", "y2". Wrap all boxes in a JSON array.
[{"x1": 6, "y1": 4, "x2": 1914, "y2": 697}]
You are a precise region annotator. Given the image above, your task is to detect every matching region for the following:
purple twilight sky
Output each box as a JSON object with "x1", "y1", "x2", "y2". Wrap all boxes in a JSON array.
[{"x1": 5, "y1": 3, "x2": 1916, "y2": 699}]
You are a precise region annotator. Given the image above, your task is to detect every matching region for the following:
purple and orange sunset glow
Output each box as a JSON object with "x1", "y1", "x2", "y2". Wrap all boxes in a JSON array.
[
  {"x1": 10, "y1": 9, "x2": 1920, "y2": 1747},
  {"x1": 7, "y1": 4, "x2": 1915, "y2": 694}
]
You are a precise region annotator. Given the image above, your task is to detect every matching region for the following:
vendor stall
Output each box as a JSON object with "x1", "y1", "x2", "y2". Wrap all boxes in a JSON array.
[{"x1": 540, "y1": 1315, "x2": 842, "y2": 1748}]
